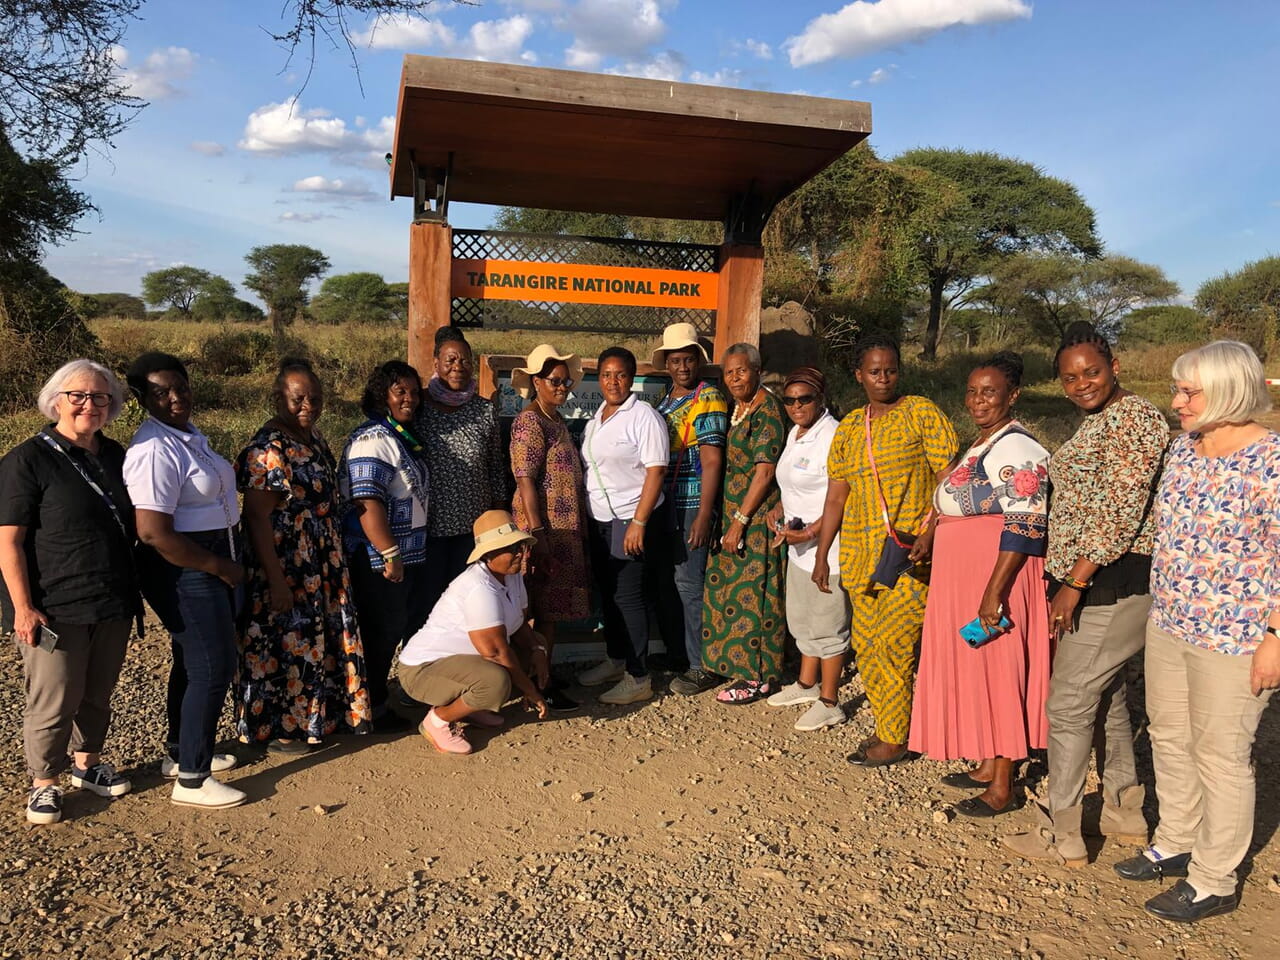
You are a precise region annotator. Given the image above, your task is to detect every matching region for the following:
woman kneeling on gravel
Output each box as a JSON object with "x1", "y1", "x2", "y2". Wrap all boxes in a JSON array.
[
  {"x1": 1, "y1": 360, "x2": 140, "y2": 824},
  {"x1": 395, "y1": 511, "x2": 549, "y2": 754}
]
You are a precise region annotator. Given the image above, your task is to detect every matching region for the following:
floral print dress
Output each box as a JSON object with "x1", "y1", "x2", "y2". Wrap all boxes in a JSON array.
[{"x1": 235, "y1": 425, "x2": 372, "y2": 742}]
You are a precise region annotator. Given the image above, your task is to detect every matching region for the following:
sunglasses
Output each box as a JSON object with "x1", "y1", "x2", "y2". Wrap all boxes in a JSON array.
[
  {"x1": 782, "y1": 394, "x2": 818, "y2": 407},
  {"x1": 536, "y1": 376, "x2": 576, "y2": 389}
]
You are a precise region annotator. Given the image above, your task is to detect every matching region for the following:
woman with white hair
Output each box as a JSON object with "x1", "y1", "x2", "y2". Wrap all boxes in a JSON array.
[
  {"x1": 1114, "y1": 340, "x2": 1280, "y2": 923},
  {"x1": 0, "y1": 360, "x2": 140, "y2": 824}
]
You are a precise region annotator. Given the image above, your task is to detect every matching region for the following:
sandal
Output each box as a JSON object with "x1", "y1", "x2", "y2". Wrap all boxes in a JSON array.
[
  {"x1": 715, "y1": 679, "x2": 777, "y2": 705},
  {"x1": 940, "y1": 770, "x2": 993, "y2": 790},
  {"x1": 954, "y1": 792, "x2": 1026, "y2": 819}
]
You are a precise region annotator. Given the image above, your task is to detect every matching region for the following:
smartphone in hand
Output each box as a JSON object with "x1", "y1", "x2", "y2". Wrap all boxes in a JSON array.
[
  {"x1": 34, "y1": 623, "x2": 60, "y2": 652},
  {"x1": 959, "y1": 615, "x2": 1012, "y2": 649}
]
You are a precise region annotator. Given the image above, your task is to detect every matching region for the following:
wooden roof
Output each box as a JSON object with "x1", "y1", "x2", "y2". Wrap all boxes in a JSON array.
[{"x1": 389, "y1": 56, "x2": 871, "y2": 222}]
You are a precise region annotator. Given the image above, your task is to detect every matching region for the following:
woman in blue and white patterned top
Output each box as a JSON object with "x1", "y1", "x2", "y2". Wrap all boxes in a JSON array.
[{"x1": 340, "y1": 360, "x2": 431, "y2": 726}]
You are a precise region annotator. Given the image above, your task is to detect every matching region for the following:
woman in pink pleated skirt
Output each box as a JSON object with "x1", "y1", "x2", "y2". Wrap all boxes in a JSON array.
[{"x1": 907, "y1": 352, "x2": 1053, "y2": 817}]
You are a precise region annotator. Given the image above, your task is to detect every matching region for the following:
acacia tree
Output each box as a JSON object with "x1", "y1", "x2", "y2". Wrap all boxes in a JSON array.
[
  {"x1": 894, "y1": 149, "x2": 1101, "y2": 359},
  {"x1": 141, "y1": 265, "x2": 214, "y2": 315},
  {"x1": 311, "y1": 271, "x2": 394, "y2": 324},
  {"x1": 244, "y1": 244, "x2": 329, "y2": 342},
  {"x1": 1195, "y1": 256, "x2": 1280, "y2": 357},
  {"x1": 1078, "y1": 255, "x2": 1178, "y2": 337}
]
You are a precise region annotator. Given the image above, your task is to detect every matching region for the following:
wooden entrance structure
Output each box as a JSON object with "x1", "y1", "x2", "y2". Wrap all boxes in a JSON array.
[{"x1": 388, "y1": 56, "x2": 871, "y2": 374}]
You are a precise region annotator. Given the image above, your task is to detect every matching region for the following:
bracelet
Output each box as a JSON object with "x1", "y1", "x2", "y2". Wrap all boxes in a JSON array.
[
  {"x1": 630, "y1": 517, "x2": 647, "y2": 527},
  {"x1": 732, "y1": 510, "x2": 751, "y2": 525},
  {"x1": 533, "y1": 644, "x2": 548, "y2": 655},
  {"x1": 1060, "y1": 574, "x2": 1091, "y2": 591},
  {"x1": 379, "y1": 545, "x2": 401, "y2": 561},
  {"x1": 530, "y1": 526, "x2": 546, "y2": 533}
]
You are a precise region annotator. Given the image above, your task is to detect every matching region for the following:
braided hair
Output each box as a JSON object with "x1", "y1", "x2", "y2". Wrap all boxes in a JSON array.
[
  {"x1": 1053, "y1": 321, "x2": 1113, "y2": 375},
  {"x1": 852, "y1": 333, "x2": 901, "y2": 369},
  {"x1": 977, "y1": 350, "x2": 1025, "y2": 390}
]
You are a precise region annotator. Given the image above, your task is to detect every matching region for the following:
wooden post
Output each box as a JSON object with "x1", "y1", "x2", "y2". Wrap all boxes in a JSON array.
[
  {"x1": 713, "y1": 243, "x2": 764, "y2": 361},
  {"x1": 407, "y1": 220, "x2": 453, "y2": 373}
]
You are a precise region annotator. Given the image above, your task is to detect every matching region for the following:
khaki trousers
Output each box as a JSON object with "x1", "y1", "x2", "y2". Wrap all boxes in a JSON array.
[
  {"x1": 1146, "y1": 621, "x2": 1275, "y2": 898},
  {"x1": 399, "y1": 655, "x2": 512, "y2": 713},
  {"x1": 1045, "y1": 594, "x2": 1151, "y2": 814},
  {"x1": 19, "y1": 618, "x2": 131, "y2": 780}
]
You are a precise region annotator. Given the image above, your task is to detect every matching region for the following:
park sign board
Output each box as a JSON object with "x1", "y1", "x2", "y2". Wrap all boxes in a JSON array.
[
  {"x1": 452, "y1": 259, "x2": 718, "y2": 310},
  {"x1": 494, "y1": 372, "x2": 667, "y2": 421}
]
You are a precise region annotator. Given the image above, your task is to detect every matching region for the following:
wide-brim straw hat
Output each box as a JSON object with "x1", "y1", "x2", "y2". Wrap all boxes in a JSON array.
[
  {"x1": 467, "y1": 510, "x2": 537, "y2": 564},
  {"x1": 510, "y1": 344, "x2": 583, "y2": 399},
  {"x1": 651, "y1": 321, "x2": 710, "y2": 368}
]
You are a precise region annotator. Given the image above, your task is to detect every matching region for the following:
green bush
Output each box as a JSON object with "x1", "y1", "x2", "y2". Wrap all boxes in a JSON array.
[{"x1": 200, "y1": 329, "x2": 279, "y2": 376}]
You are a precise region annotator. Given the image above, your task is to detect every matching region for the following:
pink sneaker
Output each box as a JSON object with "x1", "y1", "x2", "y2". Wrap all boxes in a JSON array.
[
  {"x1": 466, "y1": 709, "x2": 506, "y2": 728},
  {"x1": 419, "y1": 710, "x2": 473, "y2": 755}
]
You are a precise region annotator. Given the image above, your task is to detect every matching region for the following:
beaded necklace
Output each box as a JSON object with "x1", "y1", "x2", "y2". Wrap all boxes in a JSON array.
[{"x1": 386, "y1": 416, "x2": 424, "y2": 453}]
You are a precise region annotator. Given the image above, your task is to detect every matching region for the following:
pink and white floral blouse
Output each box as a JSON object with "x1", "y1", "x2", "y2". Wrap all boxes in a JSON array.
[{"x1": 1150, "y1": 431, "x2": 1280, "y2": 656}]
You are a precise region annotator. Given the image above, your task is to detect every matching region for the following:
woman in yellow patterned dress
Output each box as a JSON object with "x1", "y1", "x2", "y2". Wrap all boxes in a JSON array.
[{"x1": 813, "y1": 335, "x2": 957, "y2": 766}]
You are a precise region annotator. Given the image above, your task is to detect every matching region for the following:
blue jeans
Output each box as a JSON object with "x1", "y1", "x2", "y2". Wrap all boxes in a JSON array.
[
  {"x1": 658, "y1": 504, "x2": 712, "y2": 670},
  {"x1": 149, "y1": 562, "x2": 239, "y2": 779}
]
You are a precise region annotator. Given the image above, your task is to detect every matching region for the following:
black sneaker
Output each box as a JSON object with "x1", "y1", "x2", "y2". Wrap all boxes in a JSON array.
[
  {"x1": 26, "y1": 785, "x2": 63, "y2": 824},
  {"x1": 543, "y1": 678, "x2": 581, "y2": 712},
  {"x1": 1144, "y1": 879, "x2": 1237, "y2": 922},
  {"x1": 669, "y1": 669, "x2": 723, "y2": 696},
  {"x1": 70, "y1": 762, "x2": 132, "y2": 798}
]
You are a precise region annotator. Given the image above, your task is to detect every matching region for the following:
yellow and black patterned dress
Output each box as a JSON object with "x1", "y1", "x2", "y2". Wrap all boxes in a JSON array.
[
  {"x1": 701, "y1": 392, "x2": 785, "y2": 684},
  {"x1": 827, "y1": 396, "x2": 957, "y2": 743}
]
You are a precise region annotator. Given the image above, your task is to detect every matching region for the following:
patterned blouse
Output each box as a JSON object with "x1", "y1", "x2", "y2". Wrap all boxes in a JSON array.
[
  {"x1": 1045, "y1": 394, "x2": 1169, "y2": 580},
  {"x1": 338, "y1": 419, "x2": 431, "y2": 569},
  {"x1": 656, "y1": 381, "x2": 728, "y2": 510},
  {"x1": 1150, "y1": 431, "x2": 1280, "y2": 656},
  {"x1": 934, "y1": 422, "x2": 1050, "y2": 556},
  {"x1": 414, "y1": 394, "x2": 508, "y2": 538}
]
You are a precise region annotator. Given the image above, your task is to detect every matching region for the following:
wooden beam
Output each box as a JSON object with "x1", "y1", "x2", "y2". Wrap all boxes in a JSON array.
[
  {"x1": 407, "y1": 221, "x2": 452, "y2": 374},
  {"x1": 713, "y1": 244, "x2": 764, "y2": 362}
]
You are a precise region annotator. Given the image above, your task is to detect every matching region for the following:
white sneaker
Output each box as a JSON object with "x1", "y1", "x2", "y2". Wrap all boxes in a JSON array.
[
  {"x1": 599, "y1": 674, "x2": 653, "y2": 705},
  {"x1": 794, "y1": 700, "x2": 845, "y2": 731},
  {"x1": 577, "y1": 658, "x2": 626, "y2": 686},
  {"x1": 160, "y1": 754, "x2": 237, "y2": 779},
  {"x1": 766, "y1": 681, "x2": 821, "y2": 707},
  {"x1": 170, "y1": 776, "x2": 248, "y2": 809}
]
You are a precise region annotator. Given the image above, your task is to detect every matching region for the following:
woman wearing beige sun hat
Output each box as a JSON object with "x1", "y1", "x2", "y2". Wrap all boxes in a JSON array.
[
  {"x1": 396, "y1": 510, "x2": 550, "y2": 754},
  {"x1": 508, "y1": 345, "x2": 589, "y2": 711}
]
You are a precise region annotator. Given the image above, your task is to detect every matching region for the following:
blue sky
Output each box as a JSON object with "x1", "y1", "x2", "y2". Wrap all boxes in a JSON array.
[{"x1": 44, "y1": 0, "x2": 1280, "y2": 307}]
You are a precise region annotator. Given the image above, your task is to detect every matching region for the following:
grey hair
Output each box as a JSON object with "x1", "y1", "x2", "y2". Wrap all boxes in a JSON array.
[
  {"x1": 1171, "y1": 340, "x2": 1272, "y2": 429},
  {"x1": 723, "y1": 342, "x2": 762, "y2": 371},
  {"x1": 36, "y1": 359, "x2": 128, "y2": 422}
]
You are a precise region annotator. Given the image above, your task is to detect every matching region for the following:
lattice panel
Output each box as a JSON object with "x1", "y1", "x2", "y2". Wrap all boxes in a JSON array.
[{"x1": 451, "y1": 229, "x2": 717, "y2": 335}]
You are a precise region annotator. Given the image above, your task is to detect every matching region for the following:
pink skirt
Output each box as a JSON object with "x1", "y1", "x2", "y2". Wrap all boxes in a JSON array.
[{"x1": 908, "y1": 514, "x2": 1053, "y2": 761}]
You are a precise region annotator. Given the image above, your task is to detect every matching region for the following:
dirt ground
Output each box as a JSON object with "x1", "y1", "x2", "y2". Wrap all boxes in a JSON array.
[{"x1": 2, "y1": 622, "x2": 1276, "y2": 960}]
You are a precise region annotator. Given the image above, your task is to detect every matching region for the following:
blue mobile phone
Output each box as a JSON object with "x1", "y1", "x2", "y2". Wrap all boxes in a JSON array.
[{"x1": 959, "y1": 615, "x2": 1012, "y2": 648}]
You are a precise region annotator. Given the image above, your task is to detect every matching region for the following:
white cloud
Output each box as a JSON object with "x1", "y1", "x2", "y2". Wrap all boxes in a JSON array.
[
  {"x1": 851, "y1": 63, "x2": 897, "y2": 87},
  {"x1": 784, "y1": 0, "x2": 1031, "y2": 67},
  {"x1": 689, "y1": 68, "x2": 744, "y2": 87},
  {"x1": 604, "y1": 50, "x2": 686, "y2": 81},
  {"x1": 743, "y1": 38, "x2": 773, "y2": 60},
  {"x1": 279, "y1": 211, "x2": 335, "y2": 223},
  {"x1": 238, "y1": 99, "x2": 394, "y2": 165},
  {"x1": 289, "y1": 175, "x2": 378, "y2": 201},
  {"x1": 189, "y1": 141, "x2": 225, "y2": 157},
  {"x1": 355, "y1": 13, "x2": 536, "y2": 62},
  {"x1": 112, "y1": 45, "x2": 197, "y2": 99},
  {"x1": 562, "y1": 0, "x2": 670, "y2": 69}
]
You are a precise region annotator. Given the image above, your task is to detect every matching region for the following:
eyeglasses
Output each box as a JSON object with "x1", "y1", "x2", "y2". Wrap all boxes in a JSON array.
[
  {"x1": 62, "y1": 391, "x2": 112, "y2": 408},
  {"x1": 782, "y1": 395, "x2": 818, "y2": 407},
  {"x1": 536, "y1": 376, "x2": 576, "y2": 389},
  {"x1": 1169, "y1": 384, "x2": 1203, "y2": 400}
]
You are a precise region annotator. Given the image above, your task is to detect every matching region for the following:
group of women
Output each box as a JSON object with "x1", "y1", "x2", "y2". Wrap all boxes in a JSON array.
[{"x1": 2, "y1": 319, "x2": 1277, "y2": 924}]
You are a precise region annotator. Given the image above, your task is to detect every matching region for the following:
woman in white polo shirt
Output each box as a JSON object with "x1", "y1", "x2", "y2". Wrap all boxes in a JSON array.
[
  {"x1": 397, "y1": 511, "x2": 549, "y2": 755},
  {"x1": 575, "y1": 347, "x2": 670, "y2": 707},
  {"x1": 123, "y1": 353, "x2": 245, "y2": 810},
  {"x1": 765, "y1": 367, "x2": 848, "y2": 730}
]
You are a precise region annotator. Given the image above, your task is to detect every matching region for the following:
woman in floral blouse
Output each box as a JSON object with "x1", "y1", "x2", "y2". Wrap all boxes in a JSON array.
[
  {"x1": 1113, "y1": 341, "x2": 1280, "y2": 923},
  {"x1": 1004, "y1": 322, "x2": 1168, "y2": 867},
  {"x1": 908, "y1": 353, "x2": 1052, "y2": 818},
  {"x1": 236, "y1": 359, "x2": 371, "y2": 752}
]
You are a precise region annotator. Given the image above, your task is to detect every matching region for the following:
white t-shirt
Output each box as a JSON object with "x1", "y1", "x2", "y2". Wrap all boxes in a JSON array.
[
  {"x1": 123, "y1": 417, "x2": 241, "y2": 532},
  {"x1": 581, "y1": 392, "x2": 669, "y2": 522},
  {"x1": 399, "y1": 562, "x2": 529, "y2": 666},
  {"x1": 776, "y1": 410, "x2": 840, "y2": 572}
]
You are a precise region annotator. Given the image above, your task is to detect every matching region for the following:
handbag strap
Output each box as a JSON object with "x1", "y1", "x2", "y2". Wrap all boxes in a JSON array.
[
  {"x1": 584, "y1": 417, "x2": 620, "y2": 521},
  {"x1": 38, "y1": 432, "x2": 128, "y2": 538},
  {"x1": 864, "y1": 410, "x2": 909, "y2": 549}
]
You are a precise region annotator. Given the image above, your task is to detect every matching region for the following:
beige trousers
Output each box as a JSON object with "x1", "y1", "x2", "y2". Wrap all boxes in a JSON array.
[{"x1": 1146, "y1": 621, "x2": 1275, "y2": 897}]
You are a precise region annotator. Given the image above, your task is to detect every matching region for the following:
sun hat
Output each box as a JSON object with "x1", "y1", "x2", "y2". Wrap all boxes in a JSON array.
[
  {"x1": 650, "y1": 321, "x2": 710, "y2": 368},
  {"x1": 467, "y1": 510, "x2": 537, "y2": 564},
  {"x1": 510, "y1": 344, "x2": 583, "y2": 400}
]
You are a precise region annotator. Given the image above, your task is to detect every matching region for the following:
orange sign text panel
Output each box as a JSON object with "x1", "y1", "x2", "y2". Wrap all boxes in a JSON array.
[{"x1": 452, "y1": 259, "x2": 718, "y2": 310}]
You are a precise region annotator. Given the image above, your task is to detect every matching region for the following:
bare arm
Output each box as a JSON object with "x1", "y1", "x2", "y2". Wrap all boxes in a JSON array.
[
  {"x1": 352, "y1": 497, "x2": 405, "y2": 583},
  {"x1": 468, "y1": 624, "x2": 547, "y2": 716},
  {"x1": 623, "y1": 465, "x2": 666, "y2": 556},
  {"x1": 135, "y1": 509, "x2": 245, "y2": 587},
  {"x1": 721, "y1": 462, "x2": 777, "y2": 552},
  {"x1": 979, "y1": 550, "x2": 1028, "y2": 630},
  {"x1": 689, "y1": 445, "x2": 723, "y2": 548},
  {"x1": 242, "y1": 488, "x2": 290, "y2": 613},
  {"x1": 0, "y1": 525, "x2": 46, "y2": 643}
]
